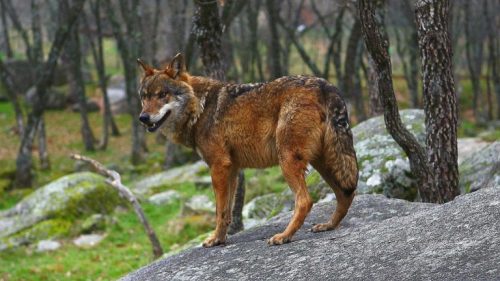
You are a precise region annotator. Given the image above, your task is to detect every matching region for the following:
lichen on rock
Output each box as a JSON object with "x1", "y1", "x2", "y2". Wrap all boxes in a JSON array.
[{"x1": 0, "y1": 172, "x2": 121, "y2": 250}]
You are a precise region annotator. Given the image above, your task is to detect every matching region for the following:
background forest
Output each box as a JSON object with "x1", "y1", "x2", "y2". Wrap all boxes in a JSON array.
[{"x1": 0, "y1": 0, "x2": 499, "y2": 280}]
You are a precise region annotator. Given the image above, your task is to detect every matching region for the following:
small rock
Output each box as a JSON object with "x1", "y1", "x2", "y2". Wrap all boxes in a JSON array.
[
  {"x1": 36, "y1": 240, "x2": 61, "y2": 252},
  {"x1": 73, "y1": 234, "x2": 105, "y2": 248},
  {"x1": 183, "y1": 195, "x2": 215, "y2": 215},
  {"x1": 317, "y1": 193, "x2": 336, "y2": 203},
  {"x1": 148, "y1": 190, "x2": 181, "y2": 206},
  {"x1": 132, "y1": 161, "x2": 209, "y2": 196}
]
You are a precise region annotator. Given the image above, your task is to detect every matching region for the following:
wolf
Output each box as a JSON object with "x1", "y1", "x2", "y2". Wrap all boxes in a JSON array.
[{"x1": 137, "y1": 54, "x2": 358, "y2": 247}]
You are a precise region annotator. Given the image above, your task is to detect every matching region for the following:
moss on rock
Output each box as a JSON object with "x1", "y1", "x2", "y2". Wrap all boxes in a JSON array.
[{"x1": 0, "y1": 172, "x2": 122, "y2": 250}]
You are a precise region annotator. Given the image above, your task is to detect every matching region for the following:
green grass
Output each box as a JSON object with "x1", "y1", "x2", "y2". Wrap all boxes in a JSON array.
[{"x1": 0, "y1": 182, "x2": 214, "y2": 281}]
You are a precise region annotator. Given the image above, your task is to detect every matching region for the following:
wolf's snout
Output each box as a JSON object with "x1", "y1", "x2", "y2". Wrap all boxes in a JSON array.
[{"x1": 139, "y1": 113, "x2": 150, "y2": 124}]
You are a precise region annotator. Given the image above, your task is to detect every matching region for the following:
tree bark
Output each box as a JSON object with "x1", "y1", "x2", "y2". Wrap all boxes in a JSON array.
[
  {"x1": 193, "y1": 0, "x2": 226, "y2": 80},
  {"x1": 365, "y1": 54, "x2": 383, "y2": 116},
  {"x1": 192, "y1": 0, "x2": 244, "y2": 233},
  {"x1": 0, "y1": 58, "x2": 23, "y2": 134},
  {"x1": 247, "y1": 0, "x2": 264, "y2": 81},
  {"x1": 359, "y1": 0, "x2": 441, "y2": 203},
  {"x1": 415, "y1": 0, "x2": 460, "y2": 202},
  {"x1": 265, "y1": 0, "x2": 283, "y2": 79},
  {"x1": 37, "y1": 117, "x2": 50, "y2": 170},
  {"x1": 464, "y1": 0, "x2": 484, "y2": 120},
  {"x1": 0, "y1": 0, "x2": 13, "y2": 58},
  {"x1": 390, "y1": 0, "x2": 420, "y2": 108},
  {"x1": 15, "y1": 0, "x2": 86, "y2": 188},
  {"x1": 104, "y1": 0, "x2": 147, "y2": 164},
  {"x1": 2, "y1": 0, "x2": 34, "y2": 62},
  {"x1": 343, "y1": 18, "x2": 367, "y2": 121},
  {"x1": 83, "y1": 0, "x2": 120, "y2": 150},
  {"x1": 67, "y1": 21, "x2": 95, "y2": 151},
  {"x1": 483, "y1": 0, "x2": 500, "y2": 119}
]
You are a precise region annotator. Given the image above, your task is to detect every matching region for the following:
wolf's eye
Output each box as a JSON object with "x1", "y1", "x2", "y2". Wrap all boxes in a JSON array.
[{"x1": 159, "y1": 92, "x2": 167, "y2": 99}]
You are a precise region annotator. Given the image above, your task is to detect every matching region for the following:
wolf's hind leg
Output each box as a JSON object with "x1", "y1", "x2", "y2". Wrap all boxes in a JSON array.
[
  {"x1": 268, "y1": 150, "x2": 313, "y2": 245},
  {"x1": 311, "y1": 153, "x2": 357, "y2": 232}
]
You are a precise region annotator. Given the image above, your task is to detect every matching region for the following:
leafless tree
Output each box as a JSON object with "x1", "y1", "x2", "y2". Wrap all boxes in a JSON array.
[
  {"x1": 13, "y1": 0, "x2": 87, "y2": 187},
  {"x1": 359, "y1": 0, "x2": 460, "y2": 203},
  {"x1": 104, "y1": 0, "x2": 148, "y2": 165}
]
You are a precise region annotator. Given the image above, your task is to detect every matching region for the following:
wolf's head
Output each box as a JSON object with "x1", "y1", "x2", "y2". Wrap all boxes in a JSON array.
[{"x1": 137, "y1": 54, "x2": 200, "y2": 134}]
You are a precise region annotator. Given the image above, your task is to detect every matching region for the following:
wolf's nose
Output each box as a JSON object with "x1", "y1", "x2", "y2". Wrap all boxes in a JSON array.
[{"x1": 139, "y1": 113, "x2": 150, "y2": 123}]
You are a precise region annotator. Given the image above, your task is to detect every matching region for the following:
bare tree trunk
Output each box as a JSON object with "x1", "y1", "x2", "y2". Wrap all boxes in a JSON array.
[
  {"x1": 265, "y1": 0, "x2": 283, "y2": 79},
  {"x1": 104, "y1": 0, "x2": 147, "y2": 164},
  {"x1": 276, "y1": 15, "x2": 322, "y2": 77},
  {"x1": 311, "y1": 1, "x2": 345, "y2": 79},
  {"x1": 193, "y1": 0, "x2": 226, "y2": 80},
  {"x1": 415, "y1": 0, "x2": 460, "y2": 202},
  {"x1": 192, "y1": 0, "x2": 244, "y2": 233},
  {"x1": 2, "y1": 0, "x2": 34, "y2": 62},
  {"x1": 15, "y1": 0, "x2": 86, "y2": 188},
  {"x1": 0, "y1": 0, "x2": 13, "y2": 58},
  {"x1": 483, "y1": 0, "x2": 500, "y2": 119},
  {"x1": 83, "y1": 0, "x2": 119, "y2": 150},
  {"x1": 37, "y1": 117, "x2": 50, "y2": 170},
  {"x1": 464, "y1": 1, "x2": 484, "y2": 120},
  {"x1": 68, "y1": 22, "x2": 95, "y2": 151},
  {"x1": 359, "y1": 0, "x2": 440, "y2": 203},
  {"x1": 344, "y1": 18, "x2": 367, "y2": 121},
  {"x1": 150, "y1": 0, "x2": 161, "y2": 65},
  {"x1": 390, "y1": 0, "x2": 420, "y2": 108},
  {"x1": 31, "y1": 0, "x2": 51, "y2": 169},
  {"x1": 0, "y1": 58, "x2": 23, "y2": 134},
  {"x1": 247, "y1": 0, "x2": 264, "y2": 81},
  {"x1": 365, "y1": 54, "x2": 383, "y2": 116}
]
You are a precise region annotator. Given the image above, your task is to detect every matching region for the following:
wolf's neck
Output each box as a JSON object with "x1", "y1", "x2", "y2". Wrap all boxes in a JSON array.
[
  {"x1": 171, "y1": 76, "x2": 224, "y2": 148},
  {"x1": 188, "y1": 75, "x2": 226, "y2": 99}
]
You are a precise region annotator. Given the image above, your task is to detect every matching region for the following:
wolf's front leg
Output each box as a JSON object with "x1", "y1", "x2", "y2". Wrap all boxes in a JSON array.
[{"x1": 202, "y1": 160, "x2": 236, "y2": 248}]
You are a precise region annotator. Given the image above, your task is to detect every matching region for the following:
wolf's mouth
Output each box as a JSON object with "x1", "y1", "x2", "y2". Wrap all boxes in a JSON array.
[{"x1": 147, "y1": 110, "x2": 171, "y2": 132}]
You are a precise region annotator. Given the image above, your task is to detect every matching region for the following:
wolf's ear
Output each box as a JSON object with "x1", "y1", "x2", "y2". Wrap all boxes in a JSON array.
[
  {"x1": 168, "y1": 53, "x2": 186, "y2": 78},
  {"x1": 137, "y1": 59, "x2": 154, "y2": 76}
]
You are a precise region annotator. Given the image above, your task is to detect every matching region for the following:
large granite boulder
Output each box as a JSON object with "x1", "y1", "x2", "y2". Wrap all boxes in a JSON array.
[
  {"x1": 0, "y1": 172, "x2": 121, "y2": 250},
  {"x1": 459, "y1": 141, "x2": 500, "y2": 193},
  {"x1": 353, "y1": 109, "x2": 425, "y2": 200},
  {"x1": 122, "y1": 186, "x2": 500, "y2": 281}
]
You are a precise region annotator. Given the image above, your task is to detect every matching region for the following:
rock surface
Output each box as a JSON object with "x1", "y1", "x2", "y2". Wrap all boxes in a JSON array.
[
  {"x1": 132, "y1": 161, "x2": 209, "y2": 196},
  {"x1": 182, "y1": 195, "x2": 215, "y2": 215},
  {"x1": 459, "y1": 141, "x2": 500, "y2": 193},
  {"x1": 0, "y1": 172, "x2": 120, "y2": 250},
  {"x1": 73, "y1": 234, "x2": 105, "y2": 248},
  {"x1": 352, "y1": 109, "x2": 425, "y2": 200},
  {"x1": 148, "y1": 190, "x2": 181, "y2": 206},
  {"x1": 36, "y1": 240, "x2": 61, "y2": 252},
  {"x1": 122, "y1": 186, "x2": 500, "y2": 281}
]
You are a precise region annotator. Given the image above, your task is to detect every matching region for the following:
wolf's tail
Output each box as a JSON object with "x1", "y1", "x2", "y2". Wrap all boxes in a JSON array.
[{"x1": 319, "y1": 79, "x2": 359, "y2": 193}]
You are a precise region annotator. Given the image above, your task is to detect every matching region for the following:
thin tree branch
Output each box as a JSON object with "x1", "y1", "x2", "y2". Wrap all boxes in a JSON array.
[{"x1": 70, "y1": 154, "x2": 163, "y2": 259}]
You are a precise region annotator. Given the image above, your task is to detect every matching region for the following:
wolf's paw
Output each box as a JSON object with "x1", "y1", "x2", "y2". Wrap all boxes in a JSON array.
[
  {"x1": 202, "y1": 236, "x2": 225, "y2": 248},
  {"x1": 311, "y1": 223, "x2": 334, "y2": 233},
  {"x1": 267, "y1": 233, "x2": 291, "y2": 246}
]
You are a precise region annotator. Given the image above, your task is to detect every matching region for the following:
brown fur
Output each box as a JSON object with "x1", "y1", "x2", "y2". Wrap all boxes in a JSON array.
[{"x1": 138, "y1": 54, "x2": 358, "y2": 247}]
